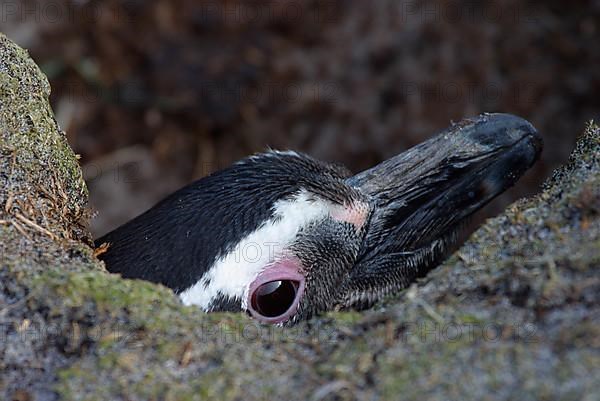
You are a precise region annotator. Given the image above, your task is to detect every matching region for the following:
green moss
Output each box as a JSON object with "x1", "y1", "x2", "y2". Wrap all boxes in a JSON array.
[
  {"x1": 0, "y1": 33, "x2": 87, "y2": 213},
  {"x1": 323, "y1": 310, "x2": 363, "y2": 323},
  {"x1": 35, "y1": 270, "x2": 176, "y2": 309}
]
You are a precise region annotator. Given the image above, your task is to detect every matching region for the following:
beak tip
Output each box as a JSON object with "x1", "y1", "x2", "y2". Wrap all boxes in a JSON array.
[
  {"x1": 529, "y1": 127, "x2": 544, "y2": 157},
  {"x1": 471, "y1": 113, "x2": 542, "y2": 157}
]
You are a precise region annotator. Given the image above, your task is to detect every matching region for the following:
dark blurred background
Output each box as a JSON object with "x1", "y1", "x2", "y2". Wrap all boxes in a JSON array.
[{"x1": 2, "y1": 0, "x2": 599, "y2": 237}]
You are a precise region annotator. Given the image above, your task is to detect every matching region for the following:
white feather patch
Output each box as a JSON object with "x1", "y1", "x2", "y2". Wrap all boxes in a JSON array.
[{"x1": 179, "y1": 190, "x2": 333, "y2": 310}]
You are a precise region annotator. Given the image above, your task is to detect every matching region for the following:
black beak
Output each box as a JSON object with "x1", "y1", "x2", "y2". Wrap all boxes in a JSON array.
[{"x1": 346, "y1": 113, "x2": 542, "y2": 275}]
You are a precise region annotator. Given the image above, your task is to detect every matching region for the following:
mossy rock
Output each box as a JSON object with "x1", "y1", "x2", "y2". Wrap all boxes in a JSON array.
[{"x1": 1, "y1": 33, "x2": 598, "y2": 401}]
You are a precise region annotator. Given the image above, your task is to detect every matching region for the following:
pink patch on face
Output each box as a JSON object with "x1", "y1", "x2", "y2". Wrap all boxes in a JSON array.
[
  {"x1": 247, "y1": 259, "x2": 306, "y2": 324},
  {"x1": 330, "y1": 200, "x2": 370, "y2": 230}
]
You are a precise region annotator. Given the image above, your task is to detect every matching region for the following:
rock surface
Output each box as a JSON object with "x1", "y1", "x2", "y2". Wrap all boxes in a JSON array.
[{"x1": 1, "y1": 34, "x2": 598, "y2": 401}]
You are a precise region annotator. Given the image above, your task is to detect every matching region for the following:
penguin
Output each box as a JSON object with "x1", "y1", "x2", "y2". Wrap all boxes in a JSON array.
[{"x1": 96, "y1": 113, "x2": 542, "y2": 325}]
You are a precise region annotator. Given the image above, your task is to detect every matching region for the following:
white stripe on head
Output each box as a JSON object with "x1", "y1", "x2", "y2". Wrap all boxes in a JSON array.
[{"x1": 179, "y1": 190, "x2": 345, "y2": 310}]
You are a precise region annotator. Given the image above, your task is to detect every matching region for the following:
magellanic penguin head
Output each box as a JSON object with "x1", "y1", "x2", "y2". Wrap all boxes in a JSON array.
[{"x1": 96, "y1": 113, "x2": 542, "y2": 325}]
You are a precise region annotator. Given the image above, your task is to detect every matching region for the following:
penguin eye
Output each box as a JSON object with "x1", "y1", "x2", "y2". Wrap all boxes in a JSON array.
[
  {"x1": 250, "y1": 280, "x2": 299, "y2": 319},
  {"x1": 247, "y1": 261, "x2": 306, "y2": 324}
]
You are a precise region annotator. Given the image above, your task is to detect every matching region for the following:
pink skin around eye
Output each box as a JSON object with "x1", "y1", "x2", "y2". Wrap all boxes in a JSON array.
[{"x1": 247, "y1": 259, "x2": 306, "y2": 324}]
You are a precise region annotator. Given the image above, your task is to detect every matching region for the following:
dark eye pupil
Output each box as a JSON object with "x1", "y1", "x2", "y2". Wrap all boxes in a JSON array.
[{"x1": 251, "y1": 280, "x2": 299, "y2": 318}]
